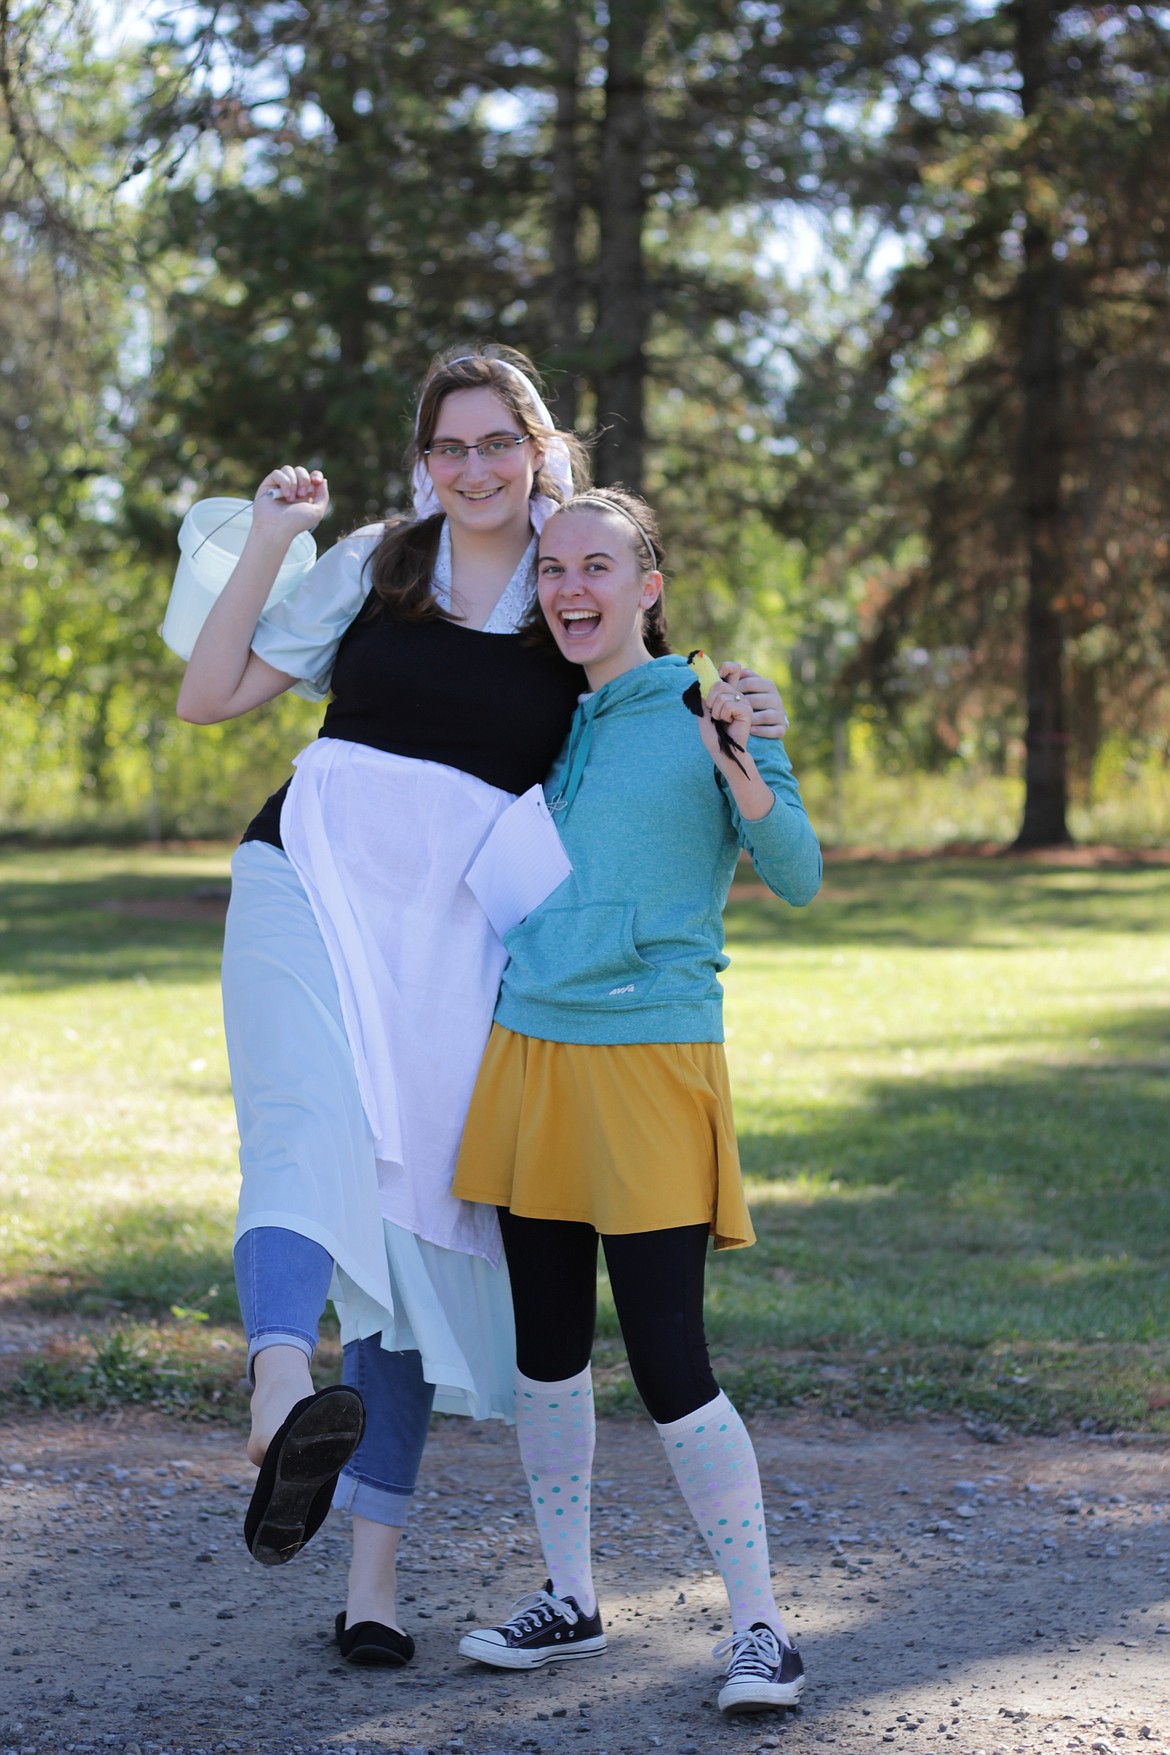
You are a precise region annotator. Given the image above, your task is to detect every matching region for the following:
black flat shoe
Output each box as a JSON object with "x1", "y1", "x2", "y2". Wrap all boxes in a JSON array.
[
  {"x1": 243, "y1": 1384, "x2": 365, "y2": 1566},
  {"x1": 334, "y1": 1609, "x2": 415, "y2": 1667}
]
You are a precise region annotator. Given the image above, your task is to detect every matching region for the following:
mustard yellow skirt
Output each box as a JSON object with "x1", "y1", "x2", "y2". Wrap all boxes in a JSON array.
[{"x1": 452, "y1": 1026, "x2": 755, "y2": 1251}]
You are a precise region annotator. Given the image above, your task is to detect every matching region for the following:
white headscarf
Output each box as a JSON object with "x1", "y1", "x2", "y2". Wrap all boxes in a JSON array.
[{"x1": 410, "y1": 356, "x2": 575, "y2": 533}]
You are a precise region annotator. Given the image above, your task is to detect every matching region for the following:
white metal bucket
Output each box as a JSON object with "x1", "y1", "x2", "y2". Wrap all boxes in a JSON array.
[{"x1": 161, "y1": 497, "x2": 318, "y2": 661}]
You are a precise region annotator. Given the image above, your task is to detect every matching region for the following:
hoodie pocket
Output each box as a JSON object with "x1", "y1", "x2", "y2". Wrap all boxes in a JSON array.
[{"x1": 503, "y1": 902, "x2": 658, "y2": 1010}]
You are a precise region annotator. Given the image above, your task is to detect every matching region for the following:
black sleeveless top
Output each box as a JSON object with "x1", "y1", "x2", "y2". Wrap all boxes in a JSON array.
[{"x1": 241, "y1": 608, "x2": 584, "y2": 849}]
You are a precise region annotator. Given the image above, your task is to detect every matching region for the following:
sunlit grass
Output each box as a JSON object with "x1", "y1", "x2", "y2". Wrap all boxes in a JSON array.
[
  {"x1": 1, "y1": 844, "x2": 1168, "y2": 1432},
  {"x1": 699, "y1": 857, "x2": 1170, "y2": 1430},
  {"x1": 0, "y1": 845, "x2": 240, "y2": 1321}
]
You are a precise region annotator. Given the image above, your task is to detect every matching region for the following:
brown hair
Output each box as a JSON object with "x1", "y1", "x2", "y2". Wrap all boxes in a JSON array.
[
  {"x1": 364, "y1": 345, "x2": 589, "y2": 622},
  {"x1": 528, "y1": 486, "x2": 672, "y2": 657}
]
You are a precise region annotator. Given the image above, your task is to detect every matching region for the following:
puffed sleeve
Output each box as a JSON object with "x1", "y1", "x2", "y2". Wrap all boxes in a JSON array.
[{"x1": 250, "y1": 525, "x2": 384, "y2": 701}]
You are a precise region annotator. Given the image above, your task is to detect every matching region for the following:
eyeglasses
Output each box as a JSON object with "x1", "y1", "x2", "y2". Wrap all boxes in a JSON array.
[{"x1": 423, "y1": 434, "x2": 532, "y2": 466}]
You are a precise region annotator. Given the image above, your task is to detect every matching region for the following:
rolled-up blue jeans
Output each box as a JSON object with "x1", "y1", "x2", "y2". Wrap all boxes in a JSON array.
[{"x1": 234, "y1": 1224, "x2": 435, "y2": 1527}]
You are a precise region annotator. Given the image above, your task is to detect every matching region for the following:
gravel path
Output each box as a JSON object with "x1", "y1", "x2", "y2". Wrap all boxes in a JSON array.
[{"x1": 0, "y1": 1409, "x2": 1167, "y2": 1755}]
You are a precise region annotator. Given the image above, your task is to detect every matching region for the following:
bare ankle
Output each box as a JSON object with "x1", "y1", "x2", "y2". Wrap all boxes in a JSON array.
[
  {"x1": 247, "y1": 1345, "x2": 315, "y2": 1465},
  {"x1": 346, "y1": 1516, "x2": 403, "y2": 1632}
]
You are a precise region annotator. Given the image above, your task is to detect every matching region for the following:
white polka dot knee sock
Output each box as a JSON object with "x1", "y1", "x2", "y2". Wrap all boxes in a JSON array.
[
  {"x1": 515, "y1": 1365, "x2": 597, "y2": 1616},
  {"x1": 656, "y1": 1389, "x2": 787, "y2": 1640}
]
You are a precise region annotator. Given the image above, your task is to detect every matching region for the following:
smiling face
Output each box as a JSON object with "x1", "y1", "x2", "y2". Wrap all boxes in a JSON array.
[
  {"x1": 424, "y1": 385, "x2": 545, "y2": 539},
  {"x1": 537, "y1": 507, "x2": 664, "y2": 689}
]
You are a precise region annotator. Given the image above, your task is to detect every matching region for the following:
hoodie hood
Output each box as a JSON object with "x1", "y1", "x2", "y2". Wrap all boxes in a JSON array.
[
  {"x1": 550, "y1": 655, "x2": 691, "y2": 816},
  {"x1": 496, "y1": 650, "x2": 821, "y2": 1049}
]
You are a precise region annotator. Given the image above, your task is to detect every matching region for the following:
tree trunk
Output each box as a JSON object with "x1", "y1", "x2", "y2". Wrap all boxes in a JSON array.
[
  {"x1": 1066, "y1": 656, "x2": 1101, "y2": 806},
  {"x1": 315, "y1": 69, "x2": 374, "y2": 533},
  {"x1": 547, "y1": 1, "x2": 582, "y2": 431},
  {"x1": 1013, "y1": 0, "x2": 1071, "y2": 847},
  {"x1": 592, "y1": 0, "x2": 652, "y2": 490},
  {"x1": 146, "y1": 712, "x2": 164, "y2": 844}
]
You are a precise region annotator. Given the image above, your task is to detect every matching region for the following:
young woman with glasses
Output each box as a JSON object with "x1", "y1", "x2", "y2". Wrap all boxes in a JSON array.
[{"x1": 177, "y1": 347, "x2": 791, "y2": 1667}]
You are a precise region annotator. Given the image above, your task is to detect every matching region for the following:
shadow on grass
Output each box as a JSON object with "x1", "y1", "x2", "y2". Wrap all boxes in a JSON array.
[
  {"x1": 728, "y1": 857, "x2": 1170, "y2": 948},
  {"x1": 682, "y1": 1024, "x2": 1170, "y2": 1431},
  {"x1": 10, "y1": 1018, "x2": 1169, "y2": 1429},
  {"x1": 0, "y1": 869, "x2": 226, "y2": 992},
  {"x1": 6, "y1": 1206, "x2": 239, "y2": 1322},
  {"x1": 4, "y1": 855, "x2": 1168, "y2": 993},
  {"x1": 5, "y1": 853, "x2": 1167, "y2": 1432},
  {"x1": 723, "y1": 1053, "x2": 1169, "y2": 1341}
]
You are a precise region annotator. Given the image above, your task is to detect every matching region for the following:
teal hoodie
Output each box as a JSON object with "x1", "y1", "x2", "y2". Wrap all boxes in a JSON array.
[{"x1": 493, "y1": 654, "x2": 822, "y2": 1046}]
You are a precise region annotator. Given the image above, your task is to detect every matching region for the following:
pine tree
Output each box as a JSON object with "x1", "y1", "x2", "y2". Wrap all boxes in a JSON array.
[{"x1": 771, "y1": 1, "x2": 1170, "y2": 845}]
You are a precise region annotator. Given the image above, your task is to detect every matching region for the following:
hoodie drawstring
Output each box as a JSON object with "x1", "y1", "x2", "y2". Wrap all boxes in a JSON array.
[{"x1": 548, "y1": 701, "x2": 597, "y2": 818}]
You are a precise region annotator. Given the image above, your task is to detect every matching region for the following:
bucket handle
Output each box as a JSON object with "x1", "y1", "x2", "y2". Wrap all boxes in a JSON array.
[{"x1": 189, "y1": 489, "x2": 280, "y2": 558}]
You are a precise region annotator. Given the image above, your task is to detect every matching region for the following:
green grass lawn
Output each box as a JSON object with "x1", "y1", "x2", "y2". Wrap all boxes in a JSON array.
[{"x1": 1, "y1": 844, "x2": 1167, "y2": 1433}]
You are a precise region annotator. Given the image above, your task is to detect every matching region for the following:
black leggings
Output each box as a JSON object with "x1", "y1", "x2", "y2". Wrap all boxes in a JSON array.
[{"x1": 497, "y1": 1210, "x2": 719, "y2": 1425}]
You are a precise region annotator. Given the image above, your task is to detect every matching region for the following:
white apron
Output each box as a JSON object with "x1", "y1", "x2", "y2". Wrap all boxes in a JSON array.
[{"x1": 278, "y1": 736, "x2": 515, "y2": 1265}]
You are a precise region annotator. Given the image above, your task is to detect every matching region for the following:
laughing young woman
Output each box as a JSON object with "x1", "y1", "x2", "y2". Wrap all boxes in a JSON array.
[
  {"x1": 177, "y1": 350, "x2": 792, "y2": 1667},
  {"x1": 452, "y1": 487, "x2": 820, "y2": 1712}
]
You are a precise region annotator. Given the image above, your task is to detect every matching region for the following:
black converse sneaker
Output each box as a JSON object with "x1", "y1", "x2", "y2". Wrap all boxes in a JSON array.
[
  {"x1": 715, "y1": 1623, "x2": 806, "y2": 1712},
  {"x1": 458, "y1": 1584, "x2": 607, "y2": 1670}
]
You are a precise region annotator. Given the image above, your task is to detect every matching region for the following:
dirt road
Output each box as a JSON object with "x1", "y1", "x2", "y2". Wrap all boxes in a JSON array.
[{"x1": 0, "y1": 1409, "x2": 1167, "y2": 1755}]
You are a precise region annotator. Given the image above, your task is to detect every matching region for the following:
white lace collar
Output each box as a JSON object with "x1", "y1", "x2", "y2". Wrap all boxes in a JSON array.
[{"x1": 431, "y1": 518, "x2": 538, "y2": 635}]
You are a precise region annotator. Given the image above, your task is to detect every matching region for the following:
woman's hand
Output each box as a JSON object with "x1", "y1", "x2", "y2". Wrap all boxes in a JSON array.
[
  {"x1": 720, "y1": 661, "x2": 789, "y2": 739},
  {"x1": 251, "y1": 466, "x2": 330, "y2": 540},
  {"x1": 697, "y1": 678, "x2": 754, "y2": 768},
  {"x1": 176, "y1": 464, "x2": 326, "y2": 726},
  {"x1": 697, "y1": 677, "x2": 776, "y2": 822}
]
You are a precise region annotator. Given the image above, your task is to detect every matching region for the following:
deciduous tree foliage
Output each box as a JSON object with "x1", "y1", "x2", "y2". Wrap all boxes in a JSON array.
[
  {"x1": 3, "y1": 2, "x2": 1169, "y2": 843},
  {"x1": 0, "y1": 10, "x2": 326, "y2": 827},
  {"x1": 0, "y1": 7, "x2": 158, "y2": 809}
]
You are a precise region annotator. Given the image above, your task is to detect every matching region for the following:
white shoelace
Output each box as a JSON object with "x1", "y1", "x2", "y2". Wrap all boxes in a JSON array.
[
  {"x1": 500, "y1": 1589, "x2": 579, "y2": 1636},
  {"x1": 713, "y1": 1624, "x2": 785, "y2": 1674}
]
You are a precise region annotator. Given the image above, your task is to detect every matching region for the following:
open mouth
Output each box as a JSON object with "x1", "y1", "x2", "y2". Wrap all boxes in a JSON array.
[
  {"x1": 559, "y1": 608, "x2": 602, "y2": 640},
  {"x1": 458, "y1": 487, "x2": 504, "y2": 503}
]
